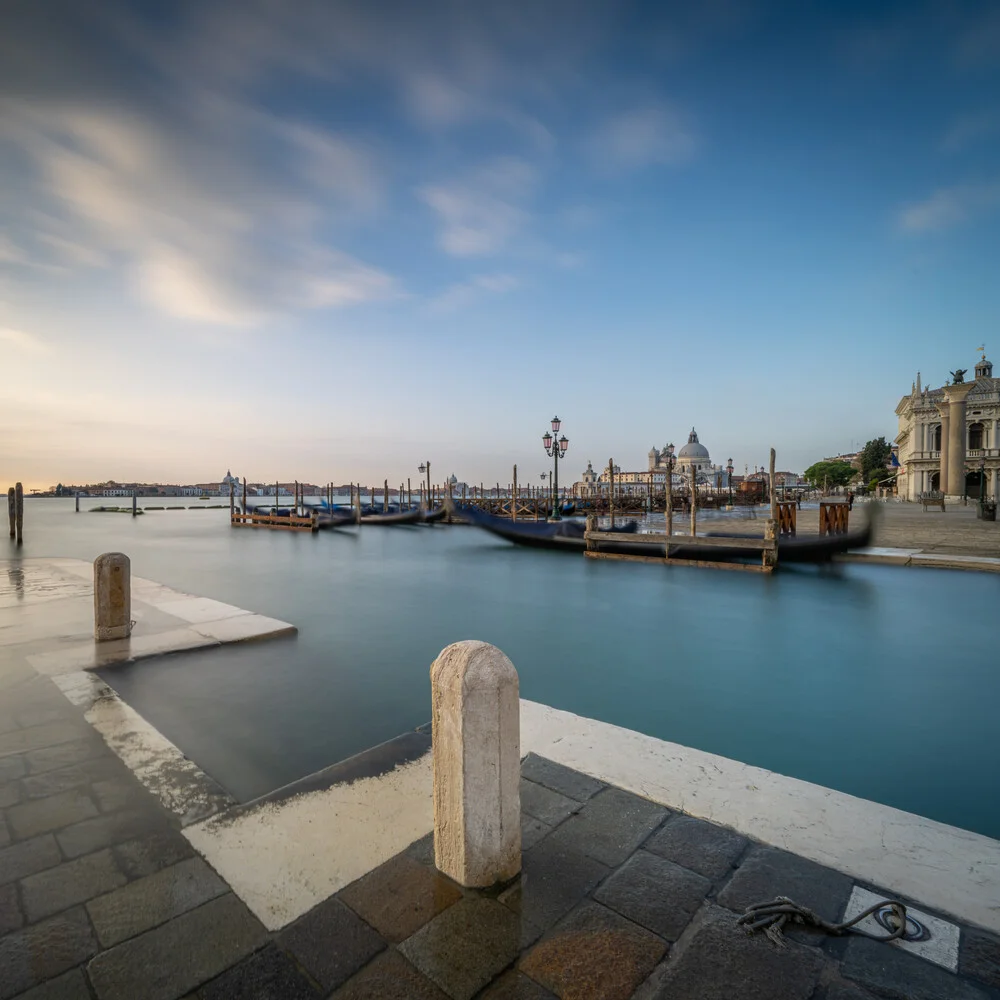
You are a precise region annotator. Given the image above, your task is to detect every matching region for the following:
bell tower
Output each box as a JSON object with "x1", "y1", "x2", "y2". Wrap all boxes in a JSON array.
[{"x1": 975, "y1": 347, "x2": 992, "y2": 380}]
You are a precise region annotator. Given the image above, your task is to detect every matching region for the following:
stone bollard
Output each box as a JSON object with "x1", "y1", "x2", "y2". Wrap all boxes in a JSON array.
[
  {"x1": 430, "y1": 640, "x2": 521, "y2": 887},
  {"x1": 94, "y1": 553, "x2": 132, "y2": 641}
]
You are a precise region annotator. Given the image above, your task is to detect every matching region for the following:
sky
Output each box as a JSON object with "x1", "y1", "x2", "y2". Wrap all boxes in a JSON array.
[{"x1": 1, "y1": 0, "x2": 998, "y2": 490}]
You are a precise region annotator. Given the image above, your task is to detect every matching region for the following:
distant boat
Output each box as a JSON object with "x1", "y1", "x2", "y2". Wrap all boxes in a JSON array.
[{"x1": 199, "y1": 493, "x2": 211, "y2": 500}]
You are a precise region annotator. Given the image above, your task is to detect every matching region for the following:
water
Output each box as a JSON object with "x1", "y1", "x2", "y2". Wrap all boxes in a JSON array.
[{"x1": 9, "y1": 498, "x2": 999, "y2": 839}]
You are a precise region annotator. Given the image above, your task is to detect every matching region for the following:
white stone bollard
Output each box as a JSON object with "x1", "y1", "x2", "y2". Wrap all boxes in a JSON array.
[
  {"x1": 94, "y1": 552, "x2": 131, "y2": 641},
  {"x1": 431, "y1": 640, "x2": 521, "y2": 887}
]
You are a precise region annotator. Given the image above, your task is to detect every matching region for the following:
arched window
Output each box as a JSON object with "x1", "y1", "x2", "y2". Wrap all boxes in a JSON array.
[
  {"x1": 969, "y1": 422, "x2": 985, "y2": 450},
  {"x1": 933, "y1": 425, "x2": 942, "y2": 451}
]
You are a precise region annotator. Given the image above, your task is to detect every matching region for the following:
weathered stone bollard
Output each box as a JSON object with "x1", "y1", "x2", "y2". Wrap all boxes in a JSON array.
[
  {"x1": 431, "y1": 640, "x2": 521, "y2": 887},
  {"x1": 94, "y1": 553, "x2": 132, "y2": 641}
]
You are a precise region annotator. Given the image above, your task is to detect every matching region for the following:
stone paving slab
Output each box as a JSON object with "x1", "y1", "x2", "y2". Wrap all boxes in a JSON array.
[{"x1": 20, "y1": 849, "x2": 126, "y2": 924}]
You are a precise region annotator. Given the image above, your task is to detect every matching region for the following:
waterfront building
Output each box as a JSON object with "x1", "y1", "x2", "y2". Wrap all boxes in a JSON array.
[{"x1": 895, "y1": 354, "x2": 1000, "y2": 500}]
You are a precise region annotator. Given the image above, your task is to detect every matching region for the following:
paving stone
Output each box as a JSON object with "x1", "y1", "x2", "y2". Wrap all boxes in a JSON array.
[
  {"x1": 21, "y1": 758, "x2": 124, "y2": 800},
  {"x1": 91, "y1": 778, "x2": 147, "y2": 814},
  {"x1": 0, "y1": 781, "x2": 21, "y2": 809},
  {"x1": 520, "y1": 900, "x2": 667, "y2": 1000},
  {"x1": 87, "y1": 893, "x2": 268, "y2": 1000},
  {"x1": 0, "y1": 756, "x2": 26, "y2": 785},
  {"x1": 56, "y1": 807, "x2": 165, "y2": 859},
  {"x1": 11, "y1": 967, "x2": 93, "y2": 999},
  {"x1": 519, "y1": 779, "x2": 579, "y2": 827},
  {"x1": 339, "y1": 852, "x2": 462, "y2": 942},
  {"x1": 643, "y1": 814, "x2": 748, "y2": 880},
  {"x1": 23, "y1": 739, "x2": 106, "y2": 776},
  {"x1": 86, "y1": 855, "x2": 227, "y2": 947},
  {"x1": 0, "y1": 722, "x2": 93, "y2": 759},
  {"x1": 716, "y1": 846, "x2": 854, "y2": 924},
  {"x1": 20, "y1": 849, "x2": 126, "y2": 923},
  {"x1": 0, "y1": 907, "x2": 98, "y2": 1000},
  {"x1": 822, "y1": 981, "x2": 880, "y2": 1000},
  {"x1": 842, "y1": 934, "x2": 989, "y2": 1000},
  {"x1": 279, "y1": 895, "x2": 385, "y2": 992},
  {"x1": 0, "y1": 818, "x2": 8, "y2": 849},
  {"x1": 478, "y1": 970, "x2": 558, "y2": 999},
  {"x1": 593, "y1": 849, "x2": 710, "y2": 941},
  {"x1": 199, "y1": 942, "x2": 322, "y2": 1000},
  {"x1": 400, "y1": 897, "x2": 527, "y2": 1000},
  {"x1": 646, "y1": 905, "x2": 828, "y2": 999},
  {"x1": 499, "y1": 838, "x2": 609, "y2": 933},
  {"x1": 0, "y1": 835, "x2": 61, "y2": 886},
  {"x1": 542, "y1": 787, "x2": 668, "y2": 868},
  {"x1": 112, "y1": 829, "x2": 195, "y2": 880},
  {"x1": 6, "y1": 790, "x2": 99, "y2": 841},
  {"x1": 406, "y1": 832, "x2": 435, "y2": 866},
  {"x1": 520, "y1": 755, "x2": 605, "y2": 802},
  {"x1": 961, "y1": 927, "x2": 1000, "y2": 990},
  {"x1": 331, "y1": 949, "x2": 449, "y2": 1000},
  {"x1": 522, "y1": 815, "x2": 551, "y2": 852},
  {"x1": 0, "y1": 881, "x2": 22, "y2": 934}
]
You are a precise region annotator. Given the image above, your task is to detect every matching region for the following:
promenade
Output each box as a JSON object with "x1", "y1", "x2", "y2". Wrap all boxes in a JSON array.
[{"x1": 3, "y1": 558, "x2": 1000, "y2": 998}]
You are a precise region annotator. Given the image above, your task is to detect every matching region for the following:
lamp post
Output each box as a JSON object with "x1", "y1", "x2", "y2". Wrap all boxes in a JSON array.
[
  {"x1": 542, "y1": 416, "x2": 569, "y2": 520},
  {"x1": 418, "y1": 461, "x2": 432, "y2": 508},
  {"x1": 726, "y1": 458, "x2": 734, "y2": 506},
  {"x1": 980, "y1": 458, "x2": 986, "y2": 504}
]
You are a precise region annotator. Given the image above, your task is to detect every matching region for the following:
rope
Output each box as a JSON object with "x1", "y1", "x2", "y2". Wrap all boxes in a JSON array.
[{"x1": 738, "y1": 896, "x2": 908, "y2": 948}]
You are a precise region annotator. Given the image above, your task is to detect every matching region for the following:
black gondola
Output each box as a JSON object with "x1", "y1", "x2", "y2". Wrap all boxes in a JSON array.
[
  {"x1": 360, "y1": 507, "x2": 424, "y2": 526},
  {"x1": 459, "y1": 504, "x2": 873, "y2": 564}
]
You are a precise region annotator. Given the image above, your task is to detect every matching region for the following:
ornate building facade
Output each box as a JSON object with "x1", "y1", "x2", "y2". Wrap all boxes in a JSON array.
[{"x1": 895, "y1": 354, "x2": 999, "y2": 500}]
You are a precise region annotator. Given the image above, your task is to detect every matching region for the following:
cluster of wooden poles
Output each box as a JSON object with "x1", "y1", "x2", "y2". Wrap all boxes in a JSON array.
[{"x1": 7, "y1": 484, "x2": 24, "y2": 544}]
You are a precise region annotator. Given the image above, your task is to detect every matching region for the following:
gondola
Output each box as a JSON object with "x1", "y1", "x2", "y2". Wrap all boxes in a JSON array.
[
  {"x1": 457, "y1": 505, "x2": 639, "y2": 551},
  {"x1": 421, "y1": 505, "x2": 449, "y2": 524},
  {"x1": 359, "y1": 507, "x2": 424, "y2": 526},
  {"x1": 315, "y1": 511, "x2": 357, "y2": 529},
  {"x1": 459, "y1": 504, "x2": 874, "y2": 564}
]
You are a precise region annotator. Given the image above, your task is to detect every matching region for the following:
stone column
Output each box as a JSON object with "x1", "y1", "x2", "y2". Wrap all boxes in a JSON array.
[
  {"x1": 94, "y1": 553, "x2": 131, "y2": 641},
  {"x1": 431, "y1": 640, "x2": 520, "y2": 888},
  {"x1": 936, "y1": 405, "x2": 950, "y2": 494},
  {"x1": 943, "y1": 383, "x2": 973, "y2": 498}
]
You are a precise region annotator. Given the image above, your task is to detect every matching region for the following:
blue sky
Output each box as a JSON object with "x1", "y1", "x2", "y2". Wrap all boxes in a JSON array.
[{"x1": 1, "y1": 0, "x2": 998, "y2": 488}]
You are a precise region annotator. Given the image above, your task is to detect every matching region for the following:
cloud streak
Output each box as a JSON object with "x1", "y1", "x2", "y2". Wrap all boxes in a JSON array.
[
  {"x1": 588, "y1": 105, "x2": 697, "y2": 173},
  {"x1": 898, "y1": 181, "x2": 1000, "y2": 233}
]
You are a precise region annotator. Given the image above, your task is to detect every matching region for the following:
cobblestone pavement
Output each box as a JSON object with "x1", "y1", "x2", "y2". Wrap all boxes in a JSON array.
[{"x1": 5, "y1": 660, "x2": 999, "y2": 1000}]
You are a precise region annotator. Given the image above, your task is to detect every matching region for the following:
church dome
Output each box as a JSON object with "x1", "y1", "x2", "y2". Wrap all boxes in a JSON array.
[{"x1": 677, "y1": 428, "x2": 709, "y2": 459}]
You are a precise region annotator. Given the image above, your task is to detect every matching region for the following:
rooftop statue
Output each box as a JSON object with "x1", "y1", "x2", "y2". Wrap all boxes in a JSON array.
[{"x1": 949, "y1": 368, "x2": 967, "y2": 384}]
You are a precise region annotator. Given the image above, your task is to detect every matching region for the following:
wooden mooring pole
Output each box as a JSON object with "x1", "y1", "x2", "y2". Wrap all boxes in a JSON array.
[
  {"x1": 9, "y1": 487, "x2": 17, "y2": 539},
  {"x1": 15, "y1": 483, "x2": 23, "y2": 543},
  {"x1": 690, "y1": 466, "x2": 697, "y2": 537},
  {"x1": 608, "y1": 459, "x2": 615, "y2": 529},
  {"x1": 512, "y1": 465, "x2": 518, "y2": 521}
]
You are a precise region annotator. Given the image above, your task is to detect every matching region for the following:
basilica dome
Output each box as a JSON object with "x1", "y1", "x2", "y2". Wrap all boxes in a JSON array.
[{"x1": 677, "y1": 429, "x2": 709, "y2": 460}]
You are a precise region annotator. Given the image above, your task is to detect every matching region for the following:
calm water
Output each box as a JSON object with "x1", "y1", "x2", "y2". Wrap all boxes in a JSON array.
[{"x1": 9, "y1": 498, "x2": 1000, "y2": 839}]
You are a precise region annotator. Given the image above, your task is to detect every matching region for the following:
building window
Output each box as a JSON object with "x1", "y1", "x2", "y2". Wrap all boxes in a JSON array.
[
  {"x1": 933, "y1": 424, "x2": 941, "y2": 451},
  {"x1": 969, "y1": 422, "x2": 984, "y2": 450}
]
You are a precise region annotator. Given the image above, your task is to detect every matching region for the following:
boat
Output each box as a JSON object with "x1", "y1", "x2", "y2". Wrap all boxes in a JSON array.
[
  {"x1": 359, "y1": 507, "x2": 424, "y2": 526},
  {"x1": 316, "y1": 511, "x2": 357, "y2": 530},
  {"x1": 421, "y1": 505, "x2": 448, "y2": 524},
  {"x1": 457, "y1": 505, "x2": 639, "y2": 551},
  {"x1": 459, "y1": 504, "x2": 874, "y2": 564}
]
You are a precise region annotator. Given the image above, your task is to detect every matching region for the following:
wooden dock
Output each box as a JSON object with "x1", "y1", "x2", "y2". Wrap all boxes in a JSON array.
[
  {"x1": 230, "y1": 510, "x2": 317, "y2": 532},
  {"x1": 584, "y1": 529, "x2": 778, "y2": 573}
]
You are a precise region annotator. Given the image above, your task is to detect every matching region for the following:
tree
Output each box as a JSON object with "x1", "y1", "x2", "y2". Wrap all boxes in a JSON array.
[
  {"x1": 859, "y1": 437, "x2": 892, "y2": 483},
  {"x1": 803, "y1": 461, "x2": 855, "y2": 489}
]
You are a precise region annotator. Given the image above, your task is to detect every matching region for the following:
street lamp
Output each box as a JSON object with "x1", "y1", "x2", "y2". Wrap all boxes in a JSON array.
[
  {"x1": 417, "y1": 461, "x2": 432, "y2": 508},
  {"x1": 542, "y1": 416, "x2": 569, "y2": 520},
  {"x1": 726, "y1": 457, "x2": 734, "y2": 505},
  {"x1": 664, "y1": 444, "x2": 676, "y2": 537}
]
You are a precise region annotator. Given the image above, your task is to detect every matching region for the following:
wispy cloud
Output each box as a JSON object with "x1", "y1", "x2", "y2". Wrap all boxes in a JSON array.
[
  {"x1": 420, "y1": 157, "x2": 537, "y2": 257},
  {"x1": 588, "y1": 105, "x2": 697, "y2": 173},
  {"x1": 0, "y1": 327, "x2": 50, "y2": 354},
  {"x1": 941, "y1": 111, "x2": 1000, "y2": 153},
  {"x1": 898, "y1": 181, "x2": 1000, "y2": 233},
  {"x1": 429, "y1": 273, "x2": 520, "y2": 312}
]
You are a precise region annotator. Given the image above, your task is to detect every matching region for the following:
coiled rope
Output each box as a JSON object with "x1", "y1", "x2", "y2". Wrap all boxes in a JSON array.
[{"x1": 738, "y1": 896, "x2": 908, "y2": 948}]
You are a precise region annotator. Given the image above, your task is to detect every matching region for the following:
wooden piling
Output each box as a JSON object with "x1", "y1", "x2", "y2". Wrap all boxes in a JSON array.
[
  {"x1": 15, "y1": 483, "x2": 23, "y2": 543},
  {"x1": 666, "y1": 467, "x2": 673, "y2": 543},
  {"x1": 229, "y1": 480, "x2": 235, "y2": 518},
  {"x1": 242, "y1": 478, "x2": 247, "y2": 515},
  {"x1": 8, "y1": 487, "x2": 15, "y2": 538},
  {"x1": 769, "y1": 448, "x2": 778, "y2": 522},
  {"x1": 608, "y1": 460, "x2": 615, "y2": 529},
  {"x1": 690, "y1": 466, "x2": 697, "y2": 537},
  {"x1": 132, "y1": 490, "x2": 137, "y2": 517},
  {"x1": 384, "y1": 479, "x2": 389, "y2": 513},
  {"x1": 512, "y1": 465, "x2": 518, "y2": 521},
  {"x1": 75, "y1": 493, "x2": 80, "y2": 513}
]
